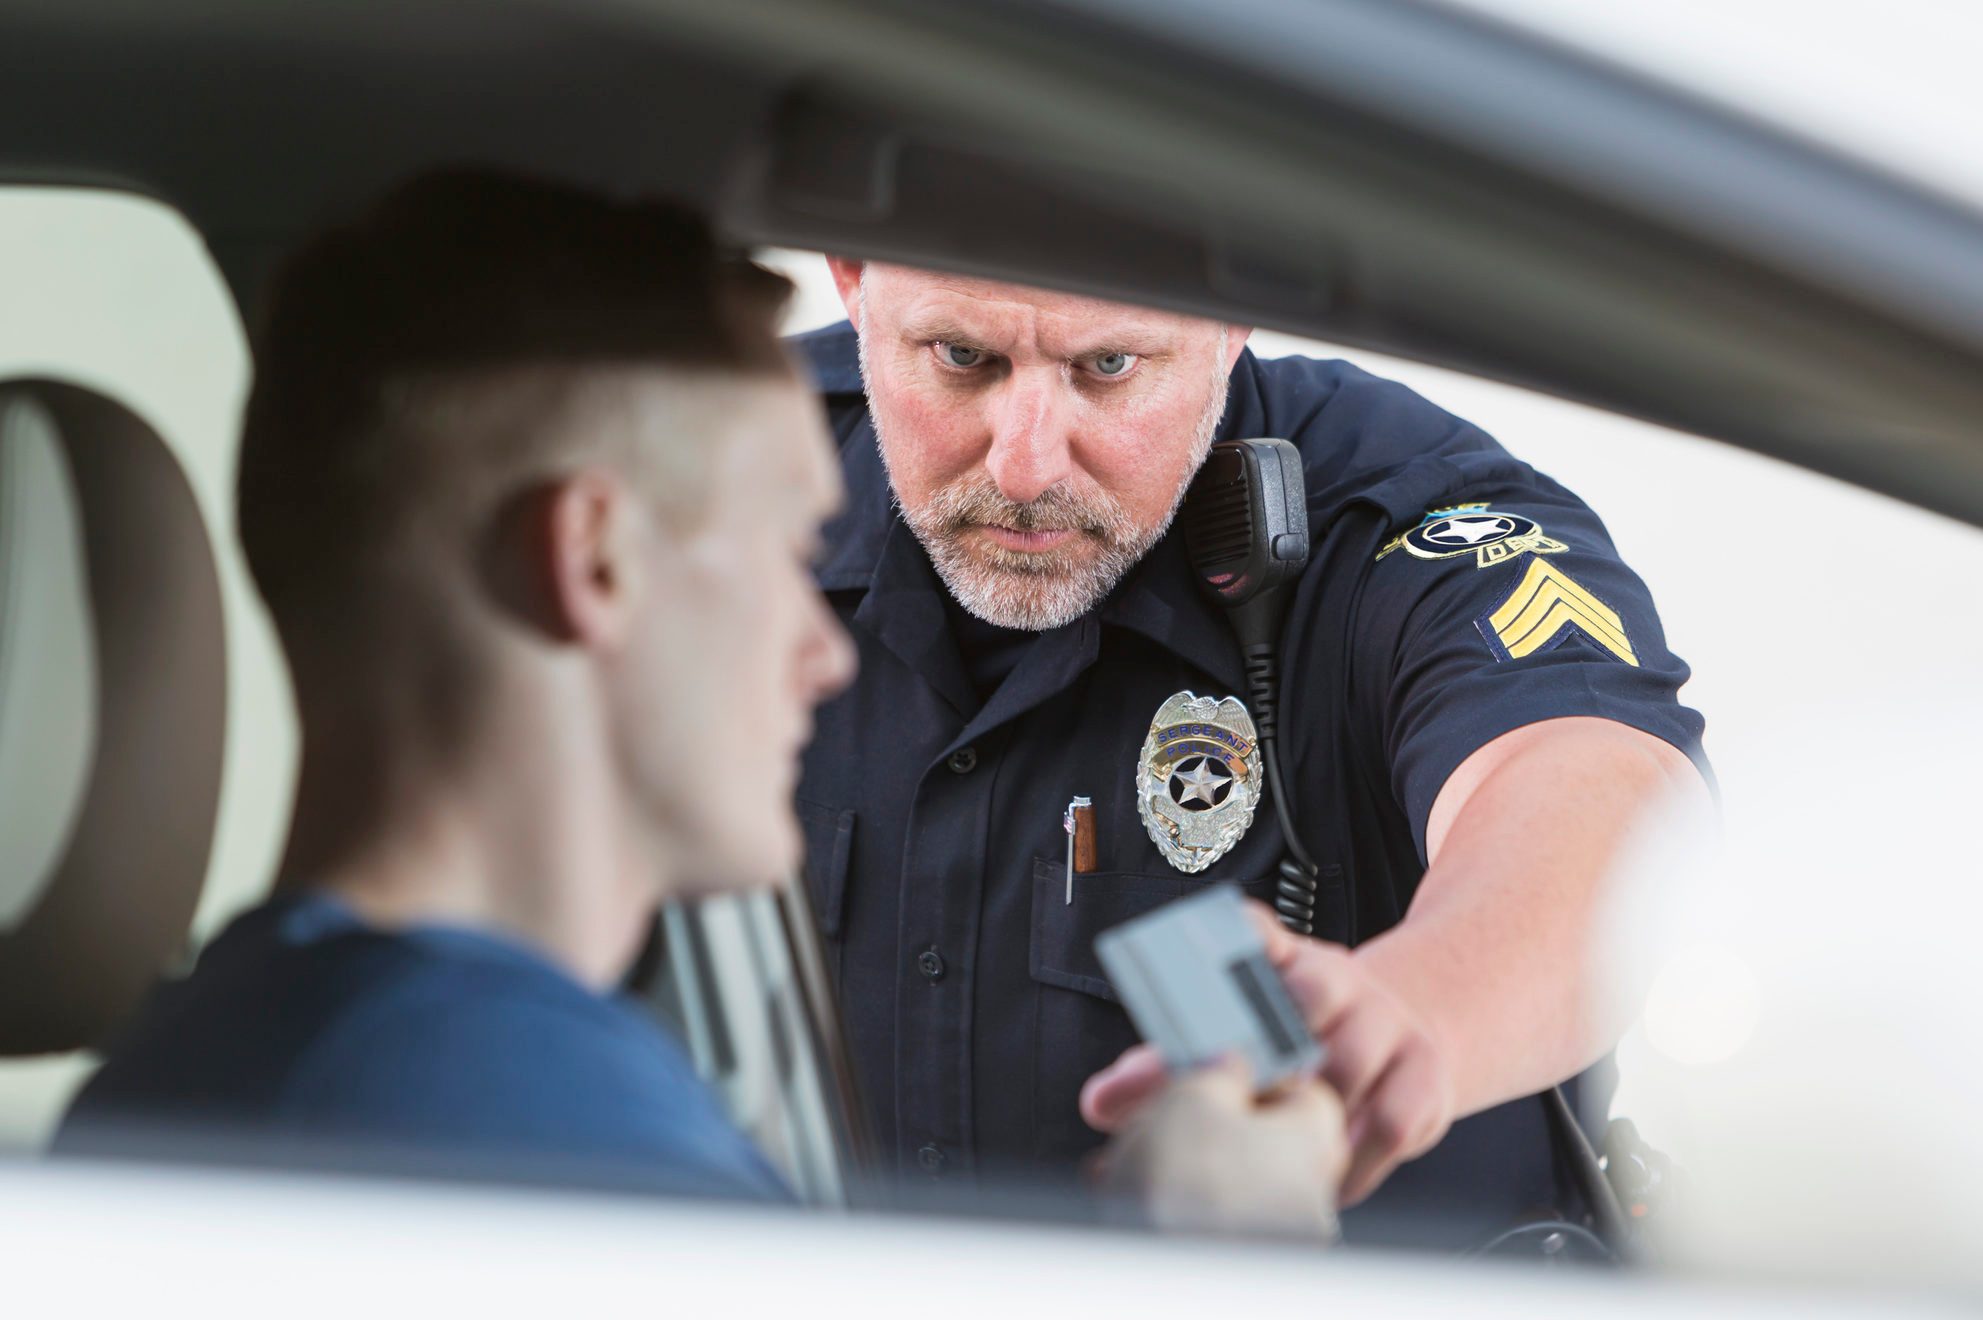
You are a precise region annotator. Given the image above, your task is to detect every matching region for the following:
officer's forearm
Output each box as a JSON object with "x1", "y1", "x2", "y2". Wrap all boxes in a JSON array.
[{"x1": 1353, "y1": 717, "x2": 1708, "y2": 1118}]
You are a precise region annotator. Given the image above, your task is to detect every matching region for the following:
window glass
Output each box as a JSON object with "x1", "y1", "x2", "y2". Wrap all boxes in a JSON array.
[{"x1": 1450, "y1": 0, "x2": 1983, "y2": 212}]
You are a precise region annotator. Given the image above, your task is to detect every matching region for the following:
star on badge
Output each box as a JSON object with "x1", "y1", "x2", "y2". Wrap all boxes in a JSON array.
[
  {"x1": 1137, "y1": 692, "x2": 1262, "y2": 874},
  {"x1": 1169, "y1": 756, "x2": 1234, "y2": 809}
]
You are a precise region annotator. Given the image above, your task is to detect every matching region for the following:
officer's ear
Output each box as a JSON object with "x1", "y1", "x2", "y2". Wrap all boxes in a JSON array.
[
  {"x1": 825, "y1": 257, "x2": 867, "y2": 327},
  {"x1": 1224, "y1": 325, "x2": 1254, "y2": 371}
]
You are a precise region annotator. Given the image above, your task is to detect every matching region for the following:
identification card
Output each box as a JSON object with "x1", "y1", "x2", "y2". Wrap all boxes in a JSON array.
[{"x1": 1094, "y1": 885, "x2": 1323, "y2": 1092}]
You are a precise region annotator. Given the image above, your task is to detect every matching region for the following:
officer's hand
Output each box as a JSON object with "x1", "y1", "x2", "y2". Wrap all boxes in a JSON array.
[
  {"x1": 1083, "y1": 901, "x2": 1455, "y2": 1208},
  {"x1": 1095, "y1": 1055, "x2": 1346, "y2": 1241}
]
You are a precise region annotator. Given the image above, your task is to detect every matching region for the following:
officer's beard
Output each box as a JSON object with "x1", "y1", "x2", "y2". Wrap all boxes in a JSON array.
[{"x1": 869, "y1": 349, "x2": 1231, "y2": 632}]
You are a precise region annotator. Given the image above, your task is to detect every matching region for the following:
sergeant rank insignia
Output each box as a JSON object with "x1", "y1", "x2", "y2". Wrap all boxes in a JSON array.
[
  {"x1": 1377, "y1": 502, "x2": 1568, "y2": 569},
  {"x1": 1478, "y1": 558, "x2": 1639, "y2": 667},
  {"x1": 1137, "y1": 692, "x2": 1263, "y2": 874}
]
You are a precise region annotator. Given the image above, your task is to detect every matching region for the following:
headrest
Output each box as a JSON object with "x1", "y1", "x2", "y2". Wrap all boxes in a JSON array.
[{"x1": 0, "y1": 380, "x2": 226, "y2": 1055}]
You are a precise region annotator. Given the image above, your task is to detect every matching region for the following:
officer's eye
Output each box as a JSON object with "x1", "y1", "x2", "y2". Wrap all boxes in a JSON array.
[
  {"x1": 1086, "y1": 351, "x2": 1138, "y2": 379},
  {"x1": 933, "y1": 342, "x2": 988, "y2": 370}
]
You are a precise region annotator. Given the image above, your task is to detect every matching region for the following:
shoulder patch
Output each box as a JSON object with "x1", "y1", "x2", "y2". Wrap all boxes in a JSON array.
[
  {"x1": 1376, "y1": 504, "x2": 1568, "y2": 568},
  {"x1": 1476, "y1": 559, "x2": 1638, "y2": 666}
]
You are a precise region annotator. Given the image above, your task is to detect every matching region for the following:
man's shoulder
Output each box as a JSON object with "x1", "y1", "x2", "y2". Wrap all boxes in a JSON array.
[
  {"x1": 789, "y1": 320, "x2": 862, "y2": 396},
  {"x1": 57, "y1": 910, "x2": 510, "y2": 1151},
  {"x1": 280, "y1": 932, "x2": 672, "y2": 1100},
  {"x1": 279, "y1": 953, "x2": 786, "y2": 1196},
  {"x1": 1247, "y1": 350, "x2": 1504, "y2": 484},
  {"x1": 1242, "y1": 350, "x2": 1562, "y2": 535},
  {"x1": 66, "y1": 919, "x2": 785, "y2": 1198}
]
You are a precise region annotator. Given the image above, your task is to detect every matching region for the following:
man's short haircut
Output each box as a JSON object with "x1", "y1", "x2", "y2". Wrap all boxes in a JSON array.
[{"x1": 236, "y1": 167, "x2": 793, "y2": 678}]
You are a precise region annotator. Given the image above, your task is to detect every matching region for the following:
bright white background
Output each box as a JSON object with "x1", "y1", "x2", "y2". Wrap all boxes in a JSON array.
[{"x1": 3, "y1": 2, "x2": 1981, "y2": 1194}]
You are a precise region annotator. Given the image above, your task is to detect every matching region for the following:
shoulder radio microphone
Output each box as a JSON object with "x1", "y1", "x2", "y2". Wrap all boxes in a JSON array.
[{"x1": 1179, "y1": 438, "x2": 1326, "y2": 936}]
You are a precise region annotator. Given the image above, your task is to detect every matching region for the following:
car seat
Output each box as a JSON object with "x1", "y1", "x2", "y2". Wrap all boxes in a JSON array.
[{"x1": 0, "y1": 379, "x2": 225, "y2": 1056}]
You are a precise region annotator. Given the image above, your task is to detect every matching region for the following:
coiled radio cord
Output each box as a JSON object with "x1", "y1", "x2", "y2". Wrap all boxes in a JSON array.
[{"x1": 1239, "y1": 641, "x2": 1330, "y2": 938}]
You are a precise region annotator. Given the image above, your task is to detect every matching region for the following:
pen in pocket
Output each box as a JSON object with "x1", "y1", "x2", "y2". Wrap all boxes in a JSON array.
[{"x1": 1063, "y1": 796, "x2": 1095, "y2": 904}]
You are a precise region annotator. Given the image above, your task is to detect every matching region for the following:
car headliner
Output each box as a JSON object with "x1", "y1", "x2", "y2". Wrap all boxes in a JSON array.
[{"x1": 5, "y1": 0, "x2": 1983, "y2": 526}]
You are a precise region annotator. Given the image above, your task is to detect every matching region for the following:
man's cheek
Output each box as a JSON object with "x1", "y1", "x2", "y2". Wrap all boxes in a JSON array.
[
  {"x1": 1084, "y1": 443, "x2": 1169, "y2": 501},
  {"x1": 1114, "y1": 378, "x2": 1204, "y2": 443},
  {"x1": 891, "y1": 391, "x2": 982, "y2": 467}
]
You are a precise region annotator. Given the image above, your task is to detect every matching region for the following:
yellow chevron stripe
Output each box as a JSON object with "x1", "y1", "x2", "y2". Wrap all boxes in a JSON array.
[
  {"x1": 1499, "y1": 586, "x2": 1633, "y2": 658},
  {"x1": 1484, "y1": 560, "x2": 1638, "y2": 665}
]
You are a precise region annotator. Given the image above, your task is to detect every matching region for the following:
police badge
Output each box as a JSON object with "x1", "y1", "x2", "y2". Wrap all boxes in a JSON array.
[{"x1": 1137, "y1": 692, "x2": 1263, "y2": 874}]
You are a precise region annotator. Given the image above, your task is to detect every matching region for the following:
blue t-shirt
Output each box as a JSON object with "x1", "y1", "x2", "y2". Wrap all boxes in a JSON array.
[{"x1": 58, "y1": 895, "x2": 790, "y2": 1202}]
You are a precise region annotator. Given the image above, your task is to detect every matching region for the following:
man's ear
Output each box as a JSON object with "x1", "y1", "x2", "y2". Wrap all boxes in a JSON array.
[
  {"x1": 1224, "y1": 325, "x2": 1254, "y2": 371},
  {"x1": 487, "y1": 471, "x2": 639, "y2": 647},
  {"x1": 825, "y1": 256, "x2": 867, "y2": 327}
]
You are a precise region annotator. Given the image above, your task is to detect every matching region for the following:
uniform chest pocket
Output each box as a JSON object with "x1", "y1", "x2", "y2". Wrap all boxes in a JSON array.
[
  {"x1": 1027, "y1": 857, "x2": 1271, "y2": 1163},
  {"x1": 1027, "y1": 857, "x2": 1285, "y2": 1001},
  {"x1": 1027, "y1": 856, "x2": 1200, "y2": 1001}
]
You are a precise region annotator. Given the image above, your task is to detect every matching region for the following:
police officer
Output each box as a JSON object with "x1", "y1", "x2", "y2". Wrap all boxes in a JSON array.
[{"x1": 793, "y1": 260, "x2": 1710, "y2": 1247}]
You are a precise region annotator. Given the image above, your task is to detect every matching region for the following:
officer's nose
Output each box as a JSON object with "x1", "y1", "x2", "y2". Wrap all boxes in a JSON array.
[{"x1": 983, "y1": 370, "x2": 1074, "y2": 506}]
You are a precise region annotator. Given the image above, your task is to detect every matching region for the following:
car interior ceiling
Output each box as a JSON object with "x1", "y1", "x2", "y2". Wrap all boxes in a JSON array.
[{"x1": 3, "y1": 0, "x2": 1982, "y2": 526}]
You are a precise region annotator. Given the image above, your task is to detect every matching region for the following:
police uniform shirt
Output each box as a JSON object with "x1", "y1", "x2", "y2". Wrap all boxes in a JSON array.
[{"x1": 793, "y1": 323, "x2": 1708, "y2": 1248}]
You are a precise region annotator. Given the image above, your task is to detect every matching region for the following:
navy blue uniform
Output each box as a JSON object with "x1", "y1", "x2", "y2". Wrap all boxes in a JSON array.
[{"x1": 793, "y1": 323, "x2": 1706, "y2": 1247}]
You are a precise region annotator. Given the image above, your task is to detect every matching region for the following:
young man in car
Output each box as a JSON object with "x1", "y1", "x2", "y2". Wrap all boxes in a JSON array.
[
  {"x1": 792, "y1": 261, "x2": 1713, "y2": 1246},
  {"x1": 57, "y1": 171, "x2": 1345, "y2": 1232}
]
